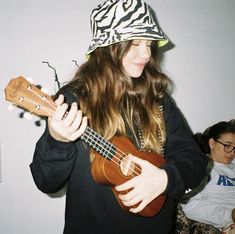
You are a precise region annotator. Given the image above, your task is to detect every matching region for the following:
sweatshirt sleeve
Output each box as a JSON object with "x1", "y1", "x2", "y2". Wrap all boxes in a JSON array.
[
  {"x1": 161, "y1": 95, "x2": 208, "y2": 199},
  {"x1": 30, "y1": 86, "x2": 79, "y2": 193}
]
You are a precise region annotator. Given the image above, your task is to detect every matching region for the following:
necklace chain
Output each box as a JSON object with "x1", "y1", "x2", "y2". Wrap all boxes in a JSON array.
[{"x1": 136, "y1": 105, "x2": 164, "y2": 154}]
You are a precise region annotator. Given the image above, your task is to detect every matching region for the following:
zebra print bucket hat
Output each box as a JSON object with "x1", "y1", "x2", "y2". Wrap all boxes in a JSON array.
[{"x1": 86, "y1": 0, "x2": 168, "y2": 55}]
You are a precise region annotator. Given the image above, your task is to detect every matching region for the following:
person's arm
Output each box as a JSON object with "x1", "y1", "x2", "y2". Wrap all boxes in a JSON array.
[
  {"x1": 30, "y1": 128, "x2": 78, "y2": 193},
  {"x1": 161, "y1": 95, "x2": 208, "y2": 199},
  {"x1": 30, "y1": 86, "x2": 83, "y2": 193},
  {"x1": 115, "y1": 95, "x2": 208, "y2": 214},
  {"x1": 182, "y1": 198, "x2": 234, "y2": 228}
]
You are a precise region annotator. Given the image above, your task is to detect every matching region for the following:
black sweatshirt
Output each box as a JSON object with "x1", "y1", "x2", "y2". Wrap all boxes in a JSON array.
[{"x1": 30, "y1": 87, "x2": 208, "y2": 234}]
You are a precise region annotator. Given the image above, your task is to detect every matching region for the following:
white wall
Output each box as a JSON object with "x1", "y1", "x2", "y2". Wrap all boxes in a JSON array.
[{"x1": 0, "y1": 0, "x2": 234, "y2": 233}]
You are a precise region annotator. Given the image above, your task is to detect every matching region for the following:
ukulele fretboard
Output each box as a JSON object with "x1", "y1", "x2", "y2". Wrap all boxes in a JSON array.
[{"x1": 81, "y1": 127, "x2": 116, "y2": 160}]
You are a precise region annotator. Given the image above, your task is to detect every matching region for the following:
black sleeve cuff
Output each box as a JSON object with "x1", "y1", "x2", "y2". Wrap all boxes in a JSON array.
[{"x1": 46, "y1": 133, "x2": 74, "y2": 150}]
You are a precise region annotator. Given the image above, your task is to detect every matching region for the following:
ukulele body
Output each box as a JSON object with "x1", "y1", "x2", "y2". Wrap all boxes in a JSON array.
[{"x1": 91, "y1": 136, "x2": 167, "y2": 217}]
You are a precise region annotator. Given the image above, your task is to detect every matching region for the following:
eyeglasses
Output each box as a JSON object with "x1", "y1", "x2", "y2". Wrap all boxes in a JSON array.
[{"x1": 215, "y1": 140, "x2": 235, "y2": 153}]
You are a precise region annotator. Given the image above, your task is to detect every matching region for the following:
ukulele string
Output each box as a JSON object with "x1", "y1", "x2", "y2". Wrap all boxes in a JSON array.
[
  {"x1": 29, "y1": 87, "x2": 57, "y2": 109},
  {"x1": 84, "y1": 134, "x2": 141, "y2": 177},
  {"x1": 22, "y1": 96, "x2": 55, "y2": 116},
  {"x1": 84, "y1": 128, "x2": 141, "y2": 176},
  {"x1": 31, "y1": 90, "x2": 141, "y2": 177},
  {"x1": 84, "y1": 127, "x2": 142, "y2": 176}
]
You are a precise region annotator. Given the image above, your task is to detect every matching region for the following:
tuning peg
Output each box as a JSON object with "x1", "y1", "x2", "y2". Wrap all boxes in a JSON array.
[
  {"x1": 8, "y1": 103, "x2": 16, "y2": 111},
  {"x1": 23, "y1": 111, "x2": 32, "y2": 120},
  {"x1": 25, "y1": 77, "x2": 34, "y2": 84}
]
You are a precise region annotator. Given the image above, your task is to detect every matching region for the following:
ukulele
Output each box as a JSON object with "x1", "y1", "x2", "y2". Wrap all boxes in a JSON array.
[{"x1": 4, "y1": 76, "x2": 167, "y2": 217}]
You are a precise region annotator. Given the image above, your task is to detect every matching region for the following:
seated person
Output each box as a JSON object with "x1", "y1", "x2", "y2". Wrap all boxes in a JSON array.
[{"x1": 181, "y1": 120, "x2": 235, "y2": 233}]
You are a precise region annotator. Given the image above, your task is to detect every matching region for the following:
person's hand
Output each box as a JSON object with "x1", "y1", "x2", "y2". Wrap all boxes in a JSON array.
[
  {"x1": 115, "y1": 154, "x2": 168, "y2": 214},
  {"x1": 48, "y1": 94, "x2": 87, "y2": 142},
  {"x1": 232, "y1": 208, "x2": 235, "y2": 223}
]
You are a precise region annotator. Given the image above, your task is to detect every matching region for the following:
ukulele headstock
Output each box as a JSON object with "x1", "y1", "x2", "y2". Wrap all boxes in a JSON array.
[{"x1": 4, "y1": 76, "x2": 54, "y2": 117}]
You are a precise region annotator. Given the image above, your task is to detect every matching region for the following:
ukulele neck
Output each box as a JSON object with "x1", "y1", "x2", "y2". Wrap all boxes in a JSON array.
[{"x1": 81, "y1": 127, "x2": 116, "y2": 160}]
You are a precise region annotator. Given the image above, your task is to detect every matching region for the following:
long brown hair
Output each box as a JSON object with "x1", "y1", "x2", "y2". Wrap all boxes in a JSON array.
[{"x1": 68, "y1": 40, "x2": 170, "y2": 153}]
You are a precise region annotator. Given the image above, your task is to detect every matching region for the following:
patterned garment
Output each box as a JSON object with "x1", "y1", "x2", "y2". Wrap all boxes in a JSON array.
[
  {"x1": 174, "y1": 204, "x2": 221, "y2": 234},
  {"x1": 87, "y1": 0, "x2": 168, "y2": 54}
]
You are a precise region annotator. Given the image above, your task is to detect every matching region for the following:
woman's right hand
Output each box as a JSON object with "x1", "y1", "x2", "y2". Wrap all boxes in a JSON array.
[{"x1": 48, "y1": 94, "x2": 88, "y2": 142}]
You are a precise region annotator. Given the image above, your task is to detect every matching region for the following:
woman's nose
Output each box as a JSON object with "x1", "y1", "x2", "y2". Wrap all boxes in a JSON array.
[{"x1": 139, "y1": 45, "x2": 151, "y2": 59}]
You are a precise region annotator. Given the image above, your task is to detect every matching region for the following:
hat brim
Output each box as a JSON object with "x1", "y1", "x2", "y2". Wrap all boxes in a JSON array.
[{"x1": 86, "y1": 34, "x2": 168, "y2": 55}]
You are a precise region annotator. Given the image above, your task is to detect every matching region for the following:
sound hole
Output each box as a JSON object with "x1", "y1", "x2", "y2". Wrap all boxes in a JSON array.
[{"x1": 119, "y1": 155, "x2": 136, "y2": 177}]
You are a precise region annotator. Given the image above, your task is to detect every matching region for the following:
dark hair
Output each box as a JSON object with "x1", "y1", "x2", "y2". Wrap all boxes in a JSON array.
[{"x1": 194, "y1": 119, "x2": 235, "y2": 154}]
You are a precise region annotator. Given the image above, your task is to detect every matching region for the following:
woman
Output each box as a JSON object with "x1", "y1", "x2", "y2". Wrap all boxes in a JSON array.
[
  {"x1": 181, "y1": 120, "x2": 235, "y2": 233},
  {"x1": 30, "y1": 0, "x2": 208, "y2": 233}
]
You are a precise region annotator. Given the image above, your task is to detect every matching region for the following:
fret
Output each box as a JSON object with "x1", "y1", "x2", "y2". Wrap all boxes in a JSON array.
[{"x1": 81, "y1": 127, "x2": 116, "y2": 160}]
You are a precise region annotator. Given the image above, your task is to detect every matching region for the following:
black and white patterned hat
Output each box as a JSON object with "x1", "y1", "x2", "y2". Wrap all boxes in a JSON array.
[{"x1": 86, "y1": 0, "x2": 168, "y2": 55}]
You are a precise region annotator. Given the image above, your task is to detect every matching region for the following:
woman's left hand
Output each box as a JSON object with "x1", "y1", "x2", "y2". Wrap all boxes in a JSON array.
[{"x1": 115, "y1": 154, "x2": 168, "y2": 214}]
